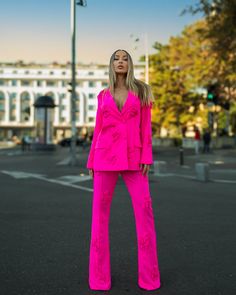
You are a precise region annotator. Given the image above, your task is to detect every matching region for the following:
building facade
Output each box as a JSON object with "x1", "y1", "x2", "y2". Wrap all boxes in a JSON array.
[{"x1": 0, "y1": 62, "x2": 145, "y2": 141}]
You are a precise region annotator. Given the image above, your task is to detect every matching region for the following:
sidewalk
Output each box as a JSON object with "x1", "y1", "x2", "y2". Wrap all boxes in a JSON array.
[{"x1": 152, "y1": 146, "x2": 236, "y2": 182}]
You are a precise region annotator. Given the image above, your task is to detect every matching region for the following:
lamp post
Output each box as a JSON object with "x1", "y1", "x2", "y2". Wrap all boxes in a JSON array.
[
  {"x1": 130, "y1": 33, "x2": 149, "y2": 84},
  {"x1": 69, "y1": 0, "x2": 87, "y2": 166}
]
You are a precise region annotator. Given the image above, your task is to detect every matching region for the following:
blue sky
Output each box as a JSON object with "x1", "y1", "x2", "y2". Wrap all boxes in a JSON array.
[{"x1": 0, "y1": 0, "x2": 201, "y2": 64}]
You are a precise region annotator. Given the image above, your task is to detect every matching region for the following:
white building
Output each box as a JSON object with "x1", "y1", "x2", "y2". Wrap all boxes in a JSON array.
[{"x1": 0, "y1": 62, "x2": 145, "y2": 141}]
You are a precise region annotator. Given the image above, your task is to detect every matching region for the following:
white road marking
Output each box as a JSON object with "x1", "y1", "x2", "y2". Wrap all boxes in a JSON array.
[
  {"x1": 1, "y1": 170, "x2": 93, "y2": 192},
  {"x1": 58, "y1": 175, "x2": 91, "y2": 183},
  {"x1": 1, "y1": 170, "x2": 46, "y2": 179},
  {"x1": 152, "y1": 172, "x2": 236, "y2": 184},
  {"x1": 56, "y1": 157, "x2": 71, "y2": 165},
  {"x1": 211, "y1": 179, "x2": 236, "y2": 184}
]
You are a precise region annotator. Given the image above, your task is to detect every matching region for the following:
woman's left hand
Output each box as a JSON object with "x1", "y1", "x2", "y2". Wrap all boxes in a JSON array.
[{"x1": 139, "y1": 163, "x2": 151, "y2": 176}]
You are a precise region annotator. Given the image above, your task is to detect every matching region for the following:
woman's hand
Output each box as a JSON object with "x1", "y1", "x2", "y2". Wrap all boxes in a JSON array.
[
  {"x1": 139, "y1": 164, "x2": 151, "y2": 176},
  {"x1": 88, "y1": 169, "x2": 94, "y2": 178}
]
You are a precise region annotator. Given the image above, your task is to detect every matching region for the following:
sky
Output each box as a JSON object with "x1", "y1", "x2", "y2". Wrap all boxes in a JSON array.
[{"x1": 0, "y1": 0, "x2": 201, "y2": 64}]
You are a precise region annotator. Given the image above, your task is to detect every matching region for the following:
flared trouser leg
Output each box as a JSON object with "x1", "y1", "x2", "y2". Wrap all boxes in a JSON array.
[
  {"x1": 121, "y1": 170, "x2": 161, "y2": 290},
  {"x1": 88, "y1": 169, "x2": 161, "y2": 291},
  {"x1": 88, "y1": 170, "x2": 119, "y2": 290}
]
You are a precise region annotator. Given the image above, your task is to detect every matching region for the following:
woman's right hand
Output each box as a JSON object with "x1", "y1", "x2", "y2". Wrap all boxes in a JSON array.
[{"x1": 88, "y1": 169, "x2": 94, "y2": 178}]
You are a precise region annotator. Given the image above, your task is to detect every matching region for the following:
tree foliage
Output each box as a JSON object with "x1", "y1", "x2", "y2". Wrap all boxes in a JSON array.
[
  {"x1": 143, "y1": 20, "x2": 218, "y2": 136},
  {"x1": 183, "y1": 0, "x2": 236, "y2": 85}
]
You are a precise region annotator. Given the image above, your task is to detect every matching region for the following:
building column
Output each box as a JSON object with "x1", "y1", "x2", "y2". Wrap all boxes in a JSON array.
[
  {"x1": 16, "y1": 93, "x2": 21, "y2": 123},
  {"x1": 79, "y1": 92, "x2": 84, "y2": 125},
  {"x1": 30, "y1": 92, "x2": 35, "y2": 125},
  {"x1": 67, "y1": 92, "x2": 71, "y2": 124},
  {"x1": 5, "y1": 92, "x2": 10, "y2": 123}
]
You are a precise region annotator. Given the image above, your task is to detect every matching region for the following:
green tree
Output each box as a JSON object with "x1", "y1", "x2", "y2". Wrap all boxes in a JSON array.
[
  {"x1": 183, "y1": 0, "x2": 236, "y2": 100},
  {"x1": 143, "y1": 20, "x2": 218, "y2": 136}
]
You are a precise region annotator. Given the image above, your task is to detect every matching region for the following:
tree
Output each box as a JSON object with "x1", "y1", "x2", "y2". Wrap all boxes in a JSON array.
[
  {"x1": 183, "y1": 0, "x2": 236, "y2": 91},
  {"x1": 142, "y1": 20, "x2": 218, "y2": 136}
]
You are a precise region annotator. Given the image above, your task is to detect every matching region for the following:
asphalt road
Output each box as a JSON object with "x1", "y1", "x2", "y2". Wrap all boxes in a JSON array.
[{"x1": 0, "y1": 146, "x2": 235, "y2": 295}]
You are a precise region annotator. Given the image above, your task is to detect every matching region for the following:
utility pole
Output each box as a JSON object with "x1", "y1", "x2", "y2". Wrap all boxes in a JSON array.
[
  {"x1": 70, "y1": 0, "x2": 77, "y2": 166},
  {"x1": 69, "y1": 0, "x2": 87, "y2": 166}
]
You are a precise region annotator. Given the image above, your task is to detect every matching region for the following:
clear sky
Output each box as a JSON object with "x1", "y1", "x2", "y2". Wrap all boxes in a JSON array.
[{"x1": 0, "y1": 0, "x2": 201, "y2": 64}]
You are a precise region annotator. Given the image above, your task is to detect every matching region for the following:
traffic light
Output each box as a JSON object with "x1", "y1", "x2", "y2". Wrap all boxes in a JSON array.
[{"x1": 207, "y1": 84, "x2": 219, "y2": 105}]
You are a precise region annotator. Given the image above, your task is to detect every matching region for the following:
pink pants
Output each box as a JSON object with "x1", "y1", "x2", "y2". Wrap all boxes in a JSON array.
[{"x1": 88, "y1": 170, "x2": 161, "y2": 291}]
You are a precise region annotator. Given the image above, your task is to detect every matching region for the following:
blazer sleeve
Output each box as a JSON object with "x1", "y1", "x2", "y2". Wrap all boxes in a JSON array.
[
  {"x1": 140, "y1": 101, "x2": 153, "y2": 165},
  {"x1": 86, "y1": 90, "x2": 104, "y2": 169}
]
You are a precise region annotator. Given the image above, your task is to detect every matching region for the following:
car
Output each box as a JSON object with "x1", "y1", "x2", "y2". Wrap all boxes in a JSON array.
[{"x1": 57, "y1": 136, "x2": 87, "y2": 147}]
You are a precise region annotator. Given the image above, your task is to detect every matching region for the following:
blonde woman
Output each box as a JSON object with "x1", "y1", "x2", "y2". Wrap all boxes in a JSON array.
[{"x1": 86, "y1": 49, "x2": 161, "y2": 291}]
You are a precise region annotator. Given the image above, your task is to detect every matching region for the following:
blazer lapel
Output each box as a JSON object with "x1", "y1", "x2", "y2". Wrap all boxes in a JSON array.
[{"x1": 107, "y1": 88, "x2": 130, "y2": 114}]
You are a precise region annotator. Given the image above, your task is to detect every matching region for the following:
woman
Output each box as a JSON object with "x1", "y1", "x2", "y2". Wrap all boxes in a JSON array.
[{"x1": 86, "y1": 49, "x2": 161, "y2": 291}]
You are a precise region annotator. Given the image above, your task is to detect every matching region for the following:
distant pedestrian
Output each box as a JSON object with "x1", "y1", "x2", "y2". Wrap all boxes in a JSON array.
[
  {"x1": 203, "y1": 128, "x2": 211, "y2": 153},
  {"x1": 86, "y1": 49, "x2": 161, "y2": 291},
  {"x1": 194, "y1": 126, "x2": 201, "y2": 155},
  {"x1": 21, "y1": 135, "x2": 26, "y2": 151}
]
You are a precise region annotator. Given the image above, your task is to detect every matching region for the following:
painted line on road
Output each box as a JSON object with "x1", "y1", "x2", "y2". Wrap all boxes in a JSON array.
[
  {"x1": 36, "y1": 176, "x2": 93, "y2": 192},
  {"x1": 152, "y1": 172, "x2": 236, "y2": 184},
  {"x1": 1, "y1": 170, "x2": 93, "y2": 192},
  {"x1": 211, "y1": 179, "x2": 236, "y2": 184}
]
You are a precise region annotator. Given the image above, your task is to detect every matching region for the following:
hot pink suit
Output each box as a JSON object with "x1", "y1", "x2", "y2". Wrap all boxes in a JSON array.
[
  {"x1": 86, "y1": 88, "x2": 153, "y2": 170},
  {"x1": 86, "y1": 88, "x2": 161, "y2": 291}
]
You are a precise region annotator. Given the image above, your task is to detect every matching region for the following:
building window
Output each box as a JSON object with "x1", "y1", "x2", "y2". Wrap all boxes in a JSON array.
[
  {"x1": 0, "y1": 80, "x2": 5, "y2": 86},
  {"x1": 88, "y1": 81, "x2": 95, "y2": 87},
  {"x1": 76, "y1": 81, "x2": 82, "y2": 87},
  {"x1": 104, "y1": 71, "x2": 109, "y2": 75},
  {"x1": 88, "y1": 93, "x2": 95, "y2": 99},
  {"x1": 88, "y1": 117, "x2": 95, "y2": 122},
  {"x1": 37, "y1": 71, "x2": 42, "y2": 75},
  {"x1": 25, "y1": 70, "x2": 30, "y2": 74},
  {"x1": 21, "y1": 80, "x2": 30, "y2": 86},
  {"x1": 12, "y1": 80, "x2": 17, "y2": 86},
  {"x1": 88, "y1": 71, "x2": 94, "y2": 75},
  {"x1": 102, "y1": 81, "x2": 108, "y2": 87},
  {"x1": 60, "y1": 117, "x2": 66, "y2": 122},
  {"x1": 46, "y1": 80, "x2": 56, "y2": 87},
  {"x1": 50, "y1": 71, "x2": 54, "y2": 75},
  {"x1": 88, "y1": 105, "x2": 95, "y2": 110},
  {"x1": 62, "y1": 71, "x2": 66, "y2": 75},
  {"x1": 10, "y1": 92, "x2": 17, "y2": 99},
  {"x1": 13, "y1": 70, "x2": 18, "y2": 74},
  {"x1": 37, "y1": 80, "x2": 43, "y2": 87}
]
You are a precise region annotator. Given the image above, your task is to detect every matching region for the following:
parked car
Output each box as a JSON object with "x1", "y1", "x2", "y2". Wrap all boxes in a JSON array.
[{"x1": 57, "y1": 136, "x2": 87, "y2": 147}]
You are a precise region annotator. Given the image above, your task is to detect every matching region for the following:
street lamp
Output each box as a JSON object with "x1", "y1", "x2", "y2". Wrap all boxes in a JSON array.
[
  {"x1": 130, "y1": 33, "x2": 149, "y2": 84},
  {"x1": 69, "y1": 0, "x2": 87, "y2": 166}
]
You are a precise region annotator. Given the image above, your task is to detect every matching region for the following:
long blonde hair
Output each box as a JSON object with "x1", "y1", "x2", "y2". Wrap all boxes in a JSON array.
[{"x1": 108, "y1": 49, "x2": 154, "y2": 107}]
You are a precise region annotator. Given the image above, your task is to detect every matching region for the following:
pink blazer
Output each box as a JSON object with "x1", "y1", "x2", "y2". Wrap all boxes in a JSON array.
[{"x1": 86, "y1": 88, "x2": 153, "y2": 171}]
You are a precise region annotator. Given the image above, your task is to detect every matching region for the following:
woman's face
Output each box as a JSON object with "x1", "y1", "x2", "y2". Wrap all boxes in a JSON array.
[{"x1": 113, "y1": 50, "x2": 128, "y2": 74}]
